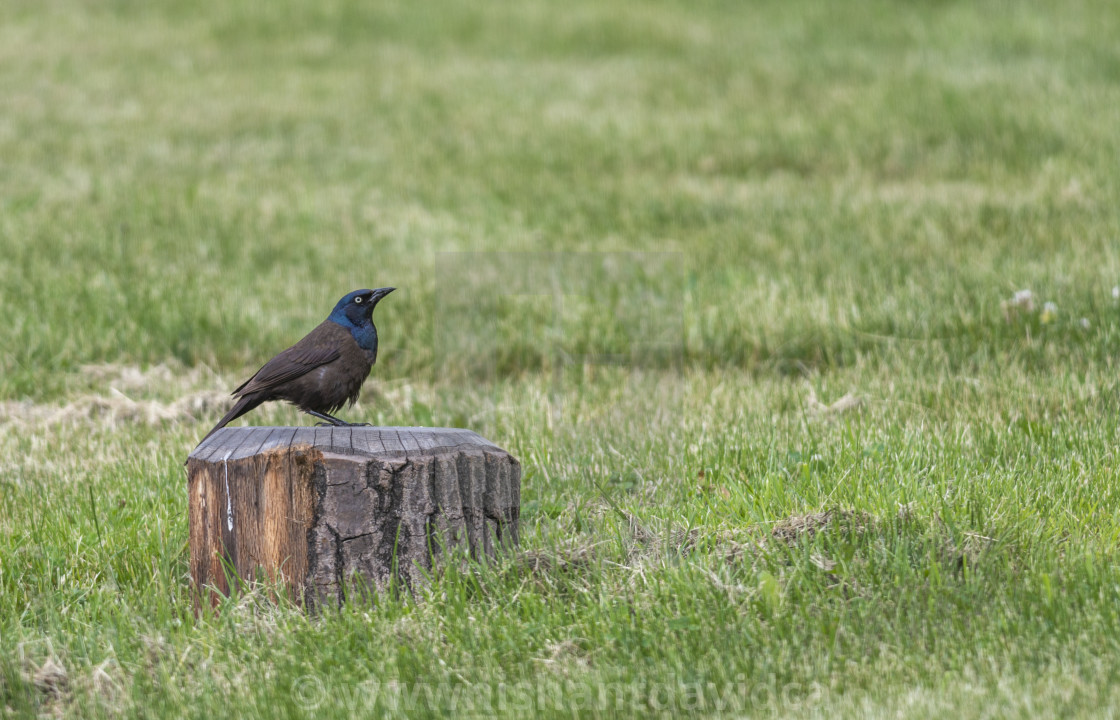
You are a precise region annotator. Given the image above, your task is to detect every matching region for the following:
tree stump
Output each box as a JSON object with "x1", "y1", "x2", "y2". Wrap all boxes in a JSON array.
[{"x1": 186, "y1": 426, "x2": 520, "y2": 609}]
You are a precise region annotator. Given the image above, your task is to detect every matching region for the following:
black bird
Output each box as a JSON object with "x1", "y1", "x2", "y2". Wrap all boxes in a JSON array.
[{"x1": 201, "y1": 287, "x2": 395, "y2": 442}]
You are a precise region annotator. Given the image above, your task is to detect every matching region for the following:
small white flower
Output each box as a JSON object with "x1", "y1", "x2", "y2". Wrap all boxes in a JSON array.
[
  {"x1": 1081, "y1": 317, "x2": 1091, "y2": 330},
  {"x1": 1041, "y1": 301, "x2": 1058, "y2": 324},
  {"x1": 1113, "y1": 286, "x2": 1119, "y2": 300},
  {"x1": 1001, "y1": 289, "x2": 1036, "y2": 321}
]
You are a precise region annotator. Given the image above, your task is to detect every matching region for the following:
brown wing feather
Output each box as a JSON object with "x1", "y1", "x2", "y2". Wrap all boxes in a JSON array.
[{"x1": 232, "y1": 322, "x2": 344, "y2": 397}]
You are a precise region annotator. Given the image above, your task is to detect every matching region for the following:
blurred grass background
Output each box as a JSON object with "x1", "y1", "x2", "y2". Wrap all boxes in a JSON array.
[
  {"x1": 3, "y1": 0, "x2": 1120, "y2": 717},
  {"x1": 3, "y1": 0, "x2": 1118, "y2": 398}
]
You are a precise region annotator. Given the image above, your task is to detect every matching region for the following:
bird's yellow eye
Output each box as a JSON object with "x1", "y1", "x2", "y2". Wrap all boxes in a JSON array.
[{"x1": 354, "y1": 296, "x2": 363, "y2": 304}]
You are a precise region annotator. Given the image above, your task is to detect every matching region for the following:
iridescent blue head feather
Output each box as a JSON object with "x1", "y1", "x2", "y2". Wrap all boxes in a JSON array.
[{"x1": 327, "y1": 287, "x2": 395, "y2": 351}]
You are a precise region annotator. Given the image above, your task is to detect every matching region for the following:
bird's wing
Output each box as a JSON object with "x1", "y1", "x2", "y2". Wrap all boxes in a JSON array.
[{"x1": 232, "y1": 335, "x2": 341, "y2": 398}]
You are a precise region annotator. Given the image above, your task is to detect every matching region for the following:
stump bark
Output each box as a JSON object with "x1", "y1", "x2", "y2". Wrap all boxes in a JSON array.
[{"x1": 186, "y1": 426, "x2": 520, "y2": 609}]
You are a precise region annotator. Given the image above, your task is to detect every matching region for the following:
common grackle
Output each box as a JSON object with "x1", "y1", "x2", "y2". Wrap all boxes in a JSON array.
[{"x1": 201, "y1": 287, "x2": 395, "y2": 442}]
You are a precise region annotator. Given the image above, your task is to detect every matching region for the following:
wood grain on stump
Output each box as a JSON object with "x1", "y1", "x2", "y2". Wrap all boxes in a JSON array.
[{"x1": 186, "y1": 426, "x2": 520, "y2": 609}]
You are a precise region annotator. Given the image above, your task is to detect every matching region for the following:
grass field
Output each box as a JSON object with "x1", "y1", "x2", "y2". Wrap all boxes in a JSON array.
[{"x1": 3, "y1": 0, "x2": 1120, "y2": 716}]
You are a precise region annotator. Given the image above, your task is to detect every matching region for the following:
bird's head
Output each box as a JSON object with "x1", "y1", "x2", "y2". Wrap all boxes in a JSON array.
[{"x1": 328, "y1": 287, "x2": 395, "y2": 328}]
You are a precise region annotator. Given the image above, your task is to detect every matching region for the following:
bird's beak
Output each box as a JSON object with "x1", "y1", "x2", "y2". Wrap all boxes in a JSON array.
[{"x1": 371, "y1": 287, "x2": 396, "y2": 304}]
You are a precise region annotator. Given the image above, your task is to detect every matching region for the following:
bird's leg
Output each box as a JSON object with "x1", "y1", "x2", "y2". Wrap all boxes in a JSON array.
[
  {"x1": 306, "y1": 410, "x2": 371, "y2": 427},
  {"x1": 306, "y1": 409, "x2": 347, "y2": 426}
]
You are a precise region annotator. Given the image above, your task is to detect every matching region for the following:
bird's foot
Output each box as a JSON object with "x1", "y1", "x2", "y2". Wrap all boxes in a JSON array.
[
  {"x1": 313, "y1": 420, "x2": 370, "y2": 427},
  {"x1": 306, "y1": 410, "x2": 349, "y2": 426}
]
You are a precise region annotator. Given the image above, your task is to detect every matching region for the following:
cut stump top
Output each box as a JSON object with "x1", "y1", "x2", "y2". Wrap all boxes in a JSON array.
[{"x1": 189, "y1": 426, "x2": 503, "y2": 462}]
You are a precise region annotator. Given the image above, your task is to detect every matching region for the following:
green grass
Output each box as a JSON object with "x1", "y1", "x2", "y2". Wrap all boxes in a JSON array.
[{"x1": 3, "y1": 0, "x2": 1120, "y2": 716}]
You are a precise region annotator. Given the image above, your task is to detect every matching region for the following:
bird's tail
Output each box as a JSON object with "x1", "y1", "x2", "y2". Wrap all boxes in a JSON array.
[{"x1": 198, "y1": 394, "x2": 264, "y2": 446}]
